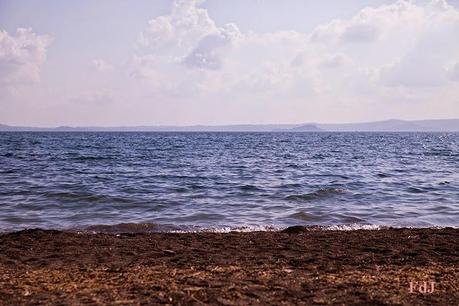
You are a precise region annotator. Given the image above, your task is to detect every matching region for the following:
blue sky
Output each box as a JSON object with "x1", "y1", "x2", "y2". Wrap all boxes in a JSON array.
[{"x1": 1, "y1": 0, "x2": 459, "y2": 126}]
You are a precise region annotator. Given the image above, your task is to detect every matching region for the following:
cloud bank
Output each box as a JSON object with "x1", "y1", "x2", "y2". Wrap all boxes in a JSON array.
[
  {"x1": 132, "y1": 0, "x2": 459, "y2": 114},
  {"x1": 1, "y1": 0, "x2": 458, "y2": 125}
]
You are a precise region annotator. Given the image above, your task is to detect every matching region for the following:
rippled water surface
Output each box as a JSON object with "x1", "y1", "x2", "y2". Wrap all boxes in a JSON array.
[{"x1": 0, "y1": 132, "x2": 458, "y2": 231}]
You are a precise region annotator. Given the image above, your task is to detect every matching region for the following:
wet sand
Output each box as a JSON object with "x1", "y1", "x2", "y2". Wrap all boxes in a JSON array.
[{"x1": 0, "y1": 227, "x2": 457, "y2": 305}]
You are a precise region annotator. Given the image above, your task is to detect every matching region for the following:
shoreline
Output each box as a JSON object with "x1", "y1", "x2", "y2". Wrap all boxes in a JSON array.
[
  {"x1": 0, "y1": 227, "x2": 457, "y2": 305},
  {"x1": 1, "y1": 223, "x2": 454, "y2": 235}
]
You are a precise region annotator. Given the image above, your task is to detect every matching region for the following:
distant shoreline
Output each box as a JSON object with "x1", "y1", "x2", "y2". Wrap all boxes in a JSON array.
[
  {"x1": 2, "y1": 130, "x2": 459, "y2": 133},
  {"x1": 1, "y1": 227, "x2": 457, "y2": 305},
  {"x1": 1, "y1": 118, "x2": 459, "y2": 132}
]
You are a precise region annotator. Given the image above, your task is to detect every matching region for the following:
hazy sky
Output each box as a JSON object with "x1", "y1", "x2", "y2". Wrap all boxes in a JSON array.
[{"x1": 1, "y1": 0, "x2": 459, "y2": 126}]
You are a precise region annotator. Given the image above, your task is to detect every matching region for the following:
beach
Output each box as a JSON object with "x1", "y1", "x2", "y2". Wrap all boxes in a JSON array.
[
  {"x1": 0, "y1": 227, "x2": 457, "y2": 305},
  {"x1": 2, "y1": 0, "x2": 459, "y2": 305}
]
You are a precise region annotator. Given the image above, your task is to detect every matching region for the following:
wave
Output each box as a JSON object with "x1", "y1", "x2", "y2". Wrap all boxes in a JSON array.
[
  {"x1": 78, "y1": 222, "x2": 392, "y2": 234},
  {"x1": 73, "y1": 156, "x2": 112, "y2": 161},
  {"x1": 318, "y1": 224, "x2": 385, "y2": 231},
  {"x1": 406, "y1": 187, "x2": 428, "y2": 193},
  {"x1": 286, "y1": 188, "x2": 347, "y2": 201},
  {"x1": 85, "y1": 223, "x2": 159, "y2": 233},
  {"x1": 288, "y1": 212, "x2": 324, "y2": 222},
  {"x1": 239, "y1": 184, "x2": 262, "y2": 191},
  {"x1": 44, "y1": 191, "x2": 133, "y2": 203}
]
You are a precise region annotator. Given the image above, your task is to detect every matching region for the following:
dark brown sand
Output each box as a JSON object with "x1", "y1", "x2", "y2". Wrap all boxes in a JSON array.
[{"x1": 0, "y1": 227, "x2": 457, "y2": 305}]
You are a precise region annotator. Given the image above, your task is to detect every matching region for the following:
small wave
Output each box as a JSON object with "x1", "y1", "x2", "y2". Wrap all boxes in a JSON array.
[
  {"x1": 172, "y1": 225, "x2": 284, "y2": 233},
  {"x1": 288, "y1": 212, "x2": 324, "y2": 222},
  {"x1": 239, "y1": 184, "x2": 262, "y2": 191},
  {"x1": 44, "y1": 191, "x2": 133, "y2": 204},
  {"x1": 406, "y1": 187, "x2": 428, "y2": 194},
  {"x1": 314, "y1": 224, "x2": 385, "y2": 231},
  {"x1": 281, "y1": 224, "x2": 386, "y2": 233},
  {"x1": 189, "y1": 184, "x2": 206, "y2": 190},
  {"x1": 325, "y1": 223, "x2": 387, "y2": 231},
  {"x1": 172, "y1": 213, "x2": 226, "y2": 222},
  {"x1": 74, "y1": 156, "x2": 111, "y2": 161},
  {"x1": 85, "y1": 223, "x2": 160, "y2": 233},
  {"x1": 286, "y1": 188, "x2": 347, "y2": 202},
  {"x1": 278, "y1": 183, "x2": 302, "y2": 188}
]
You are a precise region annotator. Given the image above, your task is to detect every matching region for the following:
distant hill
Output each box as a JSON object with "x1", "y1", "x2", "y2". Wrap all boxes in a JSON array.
[
  {"x1": 0, "y1": 124, "x2": 299, "y2": 132},
  {"x1": 317, "y1": 119, "x2": 459, "y2": 132},
  {"x1": 0, "y1": 119, "x2": 458, "y2": 132},
  {"x1": 289, "y1": 124, "x2": 322, "y2": 132}
]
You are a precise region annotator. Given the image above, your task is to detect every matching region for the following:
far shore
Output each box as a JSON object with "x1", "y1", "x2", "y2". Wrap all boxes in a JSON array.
[{"x1": 0, "y1": 227, "x2": 457, "y2": 305}]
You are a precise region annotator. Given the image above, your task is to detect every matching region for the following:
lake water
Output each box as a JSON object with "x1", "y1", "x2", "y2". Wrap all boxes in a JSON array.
[{"x1": 0, "y1": 132, "x2": 458, "y2": 231}]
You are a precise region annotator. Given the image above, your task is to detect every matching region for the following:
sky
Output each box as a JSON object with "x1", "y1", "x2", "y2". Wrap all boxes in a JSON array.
[{"x1": 0, "y1": 0, "x2": 459, "y2": 127}]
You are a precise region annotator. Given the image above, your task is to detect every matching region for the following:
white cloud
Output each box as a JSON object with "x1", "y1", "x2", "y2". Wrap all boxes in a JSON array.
[
  {"x1": 318, "y1": 53, "x2": 351, "y2": 69},
  {"x1": 92, "y1": 59, "x2": 114, "y2": 73},
  {"x1": 375, "y1": 1, "x2": 459, "y2": 88},
  {"x1": 341, "y1": 22, "x2": 380, "y2": 43},
  {"x1": 0, "y1": 28, "x2": 50, "y2": 87},
  {"x1": 447, "y1": 61, "x2": 459, "y2": 81},
  {"x1": 133, "y1": 0, "x2": 244, "y2": 96},
  {"x1": 183, "y1": 23, "x2": 240, "y2": 70},
  {"x1": 380, "y1": 54, "x2": 448, "y2": 87},
  {"x1": 69, "y1": 89, "x2": 114, "y2": 106},
  {"x1": 308, "y1": 0, "x2": 459, "y2": 90},
  {"x1": 138, "y1": 0, "x2": 216, "y2": 56}
]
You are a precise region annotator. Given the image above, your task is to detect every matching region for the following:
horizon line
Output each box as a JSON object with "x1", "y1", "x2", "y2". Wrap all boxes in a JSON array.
[{"x1": 2, "y1": 117, "x2": 459, "y2": 129}]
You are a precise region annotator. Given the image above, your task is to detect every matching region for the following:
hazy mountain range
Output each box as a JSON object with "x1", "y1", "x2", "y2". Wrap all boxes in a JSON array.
[{"x1": 1, "y1": 119, "x2": 459, "y2": 132}]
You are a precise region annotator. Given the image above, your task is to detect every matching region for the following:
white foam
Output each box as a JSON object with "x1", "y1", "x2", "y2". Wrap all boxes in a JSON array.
[
  {"x1": 170, "y1": 225, "x2": 285, "y2": 233},
  {"x1": 319, "y1": 224, "x2": 384, "y2": 231},
  {"x1": 168, "y1": 223, "x2": 386, "y2": 233}
]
